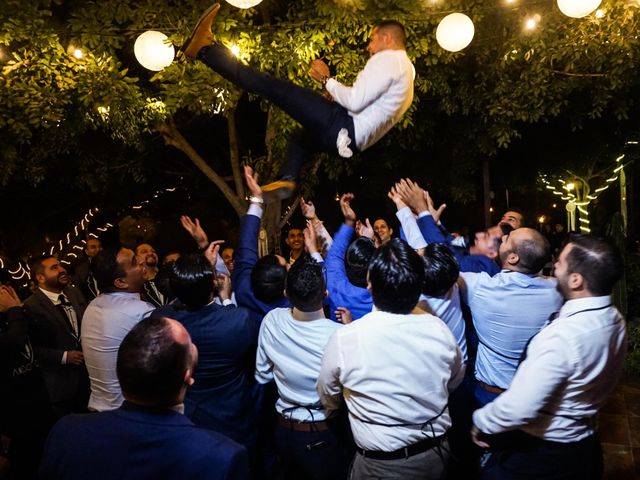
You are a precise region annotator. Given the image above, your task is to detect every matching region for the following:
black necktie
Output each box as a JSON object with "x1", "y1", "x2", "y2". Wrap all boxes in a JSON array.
[{"x1": 57, "y1": 295, "x2": 78, "y2": 338}]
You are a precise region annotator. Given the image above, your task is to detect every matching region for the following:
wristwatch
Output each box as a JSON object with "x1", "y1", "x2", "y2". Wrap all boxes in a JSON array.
[{"x1": 249, "y1": 195, "x2": 264, "y2": 204}]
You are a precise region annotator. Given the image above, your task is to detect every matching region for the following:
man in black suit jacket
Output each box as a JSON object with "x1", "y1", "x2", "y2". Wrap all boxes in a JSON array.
[
  {"x1": 25, "y1": 256, "x2": 89, "y2": 416},
  {"x1": 40, "y1": 316, "x2": 249, "y2": 480}
]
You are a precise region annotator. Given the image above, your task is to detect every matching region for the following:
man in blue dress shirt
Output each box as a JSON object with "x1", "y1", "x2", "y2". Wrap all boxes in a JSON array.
[
  {"x1": 472, "y1": 235, "x2": 626, "y2": 479},
  {"x1": 458, "y1": 227, "x2": 563, "y2": 407}
]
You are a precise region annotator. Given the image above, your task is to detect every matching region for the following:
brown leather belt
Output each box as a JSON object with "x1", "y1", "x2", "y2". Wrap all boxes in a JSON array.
[
  {"x1": 477, "y1": 381, "x2": 506, "y2": 395},
  {"x1": 278, "y1": 415, "x2": 330, "y2": 432}
]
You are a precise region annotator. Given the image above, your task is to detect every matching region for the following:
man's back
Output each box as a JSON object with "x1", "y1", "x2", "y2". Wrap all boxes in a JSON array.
[
  {"x1": 459, "y1": 270, "x2": 563, "y2": 389},
  {"x1": 318, "y1": 310, "x2": 464, "y2": 451},
  {"x1": 81, "y1": 292, "x2": 154, "y2": 411},
  {"x1": 39, "y1": 403, "x2": 249, "y2": 480}
]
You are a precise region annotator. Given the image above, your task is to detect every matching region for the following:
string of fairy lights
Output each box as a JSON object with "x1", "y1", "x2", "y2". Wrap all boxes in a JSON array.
[
  {"x1": 538, "y1": 141, "x2": 637, "y2": 233},
  {"x1": 0, "y1": 186, "x2": 179, "y2": 288}
]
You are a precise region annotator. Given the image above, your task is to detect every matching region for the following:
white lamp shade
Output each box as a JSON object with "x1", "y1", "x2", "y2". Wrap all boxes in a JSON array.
[
  {"x1": 225, "y1": 0, "x2": 263, "y2": 8},
  {"x1": 134, "y1": 31, "x2": 175, "y2": 71},
  {"x1": 556, "y1": 0, "x2": 602, "y2": 18},
  {"x1": 436, "y1": 13, "x2": 475, "y2": 53}
]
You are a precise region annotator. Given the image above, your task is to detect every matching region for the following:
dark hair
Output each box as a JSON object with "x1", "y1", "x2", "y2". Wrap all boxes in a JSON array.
[
  {"x1": 422, "y1": 244, "x2": 460, "y2": 297},
  {"x1": 565, "y1": 235, "x2": 623, "y2": 296},
  {"x1": 507, "y1": 208, "x2": 526, "y2": 228},
  {"x1": 285, "y1": 259, "x2": 325, "y2": 312},
  {"x1": 491, "y1": 224, "x2": 514, "y2": 254},
  {"x1": 345, "y1": 238, "x2": 376, "y2": 288},
  {"x1": 117, "y1": 317, "x2": 193, "y2": 407},
  {"x1": 29, "y1": 255, "x2": 54, "y2": 278},
  {"x1": 376, "y1": 20, "x2": 407, "y2": 47},
  {"x1": 91, "y1": 250, "x2": 125, "y2": 293},
  {"x1": 169, "y1": 254, "x2": 213, "y2": 309},
  {"x1": 514, "y1": 229, "x2": 550, "y2": 274},
  {"x1": 154, "y1": 263, "x2": 175, "y2": 302},
  {"x1": 251, "y1": 255, "x2": 287, "y2": 304},
  {"x1": 368, "y1": 239, "x2": 425, "y2": 314}
]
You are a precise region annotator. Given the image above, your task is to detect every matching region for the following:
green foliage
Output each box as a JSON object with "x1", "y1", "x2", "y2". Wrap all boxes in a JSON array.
[{"x1": 1, "y1": 0, "x2": 640, "y2": 200}]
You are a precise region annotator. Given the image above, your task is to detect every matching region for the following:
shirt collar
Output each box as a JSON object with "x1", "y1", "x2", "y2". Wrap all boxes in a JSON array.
[
  {"x1": 39, "y1": 287, "x2": 63, "y2": 304},
  {"x1": 291, "y1": 307, "x2": 326, "y2": 321},
  {"x1": 558, "y1": 295, "x2": 612, "y2": 318}
]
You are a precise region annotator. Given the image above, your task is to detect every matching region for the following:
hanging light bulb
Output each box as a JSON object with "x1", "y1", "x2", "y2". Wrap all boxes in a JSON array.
[
  {"x1": 436, "y1": 13, "x2": 475, "y2": 52},
  {"x1": 225, "y1": 0, "x2": 263, "y2": 8},
  {"x1": 556, "y1": 0, "x2": 602, "y2": 18},
  {"x1": 134, "y1": 31, "x2": 175, "y2": 71}
]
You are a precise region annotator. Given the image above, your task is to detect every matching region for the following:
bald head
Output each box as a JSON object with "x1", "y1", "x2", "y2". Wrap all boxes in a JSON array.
[
  {"x1": 117, "y1": 316, "x2": 197, "y2": 407},
  {"x1": 499, "y1": 227, "x2": 550, "y2": 274}
]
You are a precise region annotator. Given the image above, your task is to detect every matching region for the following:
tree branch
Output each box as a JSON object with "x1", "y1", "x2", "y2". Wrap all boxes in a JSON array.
[
  {"x1": 550, "y1": 70, "x2": 607, "y2": 78},
  {"x1": 156, "y1": 120, "x2": 247, "y2": 216}
]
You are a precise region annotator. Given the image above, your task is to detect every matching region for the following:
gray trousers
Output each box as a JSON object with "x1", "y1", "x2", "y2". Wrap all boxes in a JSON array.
[{"x1": 349, "y1": 440, "x2": 449, "y2": 480}]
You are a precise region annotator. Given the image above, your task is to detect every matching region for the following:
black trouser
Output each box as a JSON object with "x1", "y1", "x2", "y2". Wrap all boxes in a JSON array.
[
  {"x1": 198, "y1": 44, "x2": 357, "y2": 180},
  {"x1": 482, "y1": 430, "x2": 603, "y2": 480}
]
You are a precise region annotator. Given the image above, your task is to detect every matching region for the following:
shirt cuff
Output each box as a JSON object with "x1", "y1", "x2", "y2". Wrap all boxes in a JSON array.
[
  {"x1": 310, "y1": 252, "x2": 324, "y2": 263},
  {"x1": 61, "y1": 351, "x2": 68, "y2": 365},
  {"x1": 325, "y1": 78, "x2": 338, "y2": 93},
  {"x1": 417, "y1": 211, "x2": 431, "y2": 218},
  {"x1": 247, "y1": 204, "x2": 264, "y2": 218}
]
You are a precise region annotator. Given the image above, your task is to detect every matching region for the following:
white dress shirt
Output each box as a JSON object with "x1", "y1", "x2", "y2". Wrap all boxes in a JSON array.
[
  {"x1": 317, "y1": 310, "x2": 464, "y2": 451},
  {"x1": 459, "y1": 270, "x2": 563, "y2": 389},
  {"x1": 81, "y1": 292, "x2": 154, "y2": 411},
  {"x1": 326, "y1": 49, "x2": 414, "y2": 152},
  {"x1": 255, "y1": 307, "x2": 341, "y2": 421},
  {"x1": 419, "y1": 284, "x2": 468, "y2": 363},
  {"x1": 473, "y1": 295, "x2": 626, "y2": 442},
  {"x1": 39, "y1": 288, "x2": 80, "y2": 365}
]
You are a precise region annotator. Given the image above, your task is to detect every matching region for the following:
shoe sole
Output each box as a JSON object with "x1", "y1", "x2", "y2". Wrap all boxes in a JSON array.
[
  {"x1": 262, "y1": 181, "x2": 296, "y2": 203},
  {"x1": 180, "y1": 3, "x2": 221, "y2": 58}
]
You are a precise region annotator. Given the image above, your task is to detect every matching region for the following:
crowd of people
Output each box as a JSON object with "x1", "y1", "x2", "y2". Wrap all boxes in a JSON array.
[
  {"x1": 0, "y1": 5, "x2": 628, "y2": 479},
  {"x1": 0, "y1": 165, "x2": 626, "y2": 480}
]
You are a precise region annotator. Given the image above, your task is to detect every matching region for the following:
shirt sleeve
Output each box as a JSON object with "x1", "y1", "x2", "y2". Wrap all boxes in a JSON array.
[
  {"x1": 395, "y1": 207, "x2": 427, "y2": 249},
  {"x1": 254, "y1": 320, "x2": 274, "y2": 385},
  {"x1": 325, "y1": 54, "x2": 395, "y2": 114},
  {"x1": 458, "y1": 272, "x2": 481, "y2": 305},
  {"x1": 472, "y1": 332, "x2": 570, "y2": 435},
  {"x1": 317, "y1": 331, "x2": 343, "y2": 413}
]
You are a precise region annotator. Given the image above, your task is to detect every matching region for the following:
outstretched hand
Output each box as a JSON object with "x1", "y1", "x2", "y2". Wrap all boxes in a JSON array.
[
  {"x1": 424, "y1": 191, "x2": 447, "y2": 224},
  {"x1": 339, "y1": 193, "x2": 357, "y2": 227},
  {"x1": 309, "y1": 59, "x2": 330, "y2": 84},
  {"x1": 300, "y1": 197, "x2": 318, "y2": 221},
  {"x1": 396, "y1": 179, "x2": 428, "y2": 214},
  {"x1": 203, "y1": 240, "x2": 225, "y2": 269},
  {"x1": 303, "y1": 220, "x2": 319, "y2": 255},
  {"x1": 0, "y1": 285, "x2": 21, "y2": 313},
  {"x1": 334, "y1": 307, "x2": 353, "y2": 325},
  {"x1": 243, "y1": 165, "x2": 263, "y2": 199},
  {"x1": 388, "y1": 185, "x2": 408, "y2": 211},
  {"x1": 180, "y1": 215, "x2": 209, "y2": 249},
  {"x1": 356, "y1": 218, "x2": 375, "y2": 240}
]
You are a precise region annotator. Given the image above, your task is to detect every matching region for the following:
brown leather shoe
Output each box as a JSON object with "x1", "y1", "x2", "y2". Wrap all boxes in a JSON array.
[
  {"x1": 181, "y1": 3, "x2": 221, "y2": 59},
  {"x1": 261, "y1": 180, "x2": 297, "y2": 204}
]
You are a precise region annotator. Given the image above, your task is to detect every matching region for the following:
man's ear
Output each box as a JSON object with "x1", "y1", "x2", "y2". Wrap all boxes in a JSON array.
[
  {"x1": 568, "y1": 272, "x2": 585, "y2": 291},
  {"x1": 504, "y1": 251, "x2": 518, "y2": 264},
  {"x1": 114, "y1": 277, "x2": 128, "y2": 290},
  {"x1": 389, "y1": 228, "x2": 394, "y2": 236}
]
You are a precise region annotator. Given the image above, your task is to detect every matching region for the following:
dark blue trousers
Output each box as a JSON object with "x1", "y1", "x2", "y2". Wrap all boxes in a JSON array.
[
  {"x1": 198, "y1": 44, "x2": 357, "y2": 179},
  {"x1": 481, "y1": 430, "x2": 603, "y2": 480}
]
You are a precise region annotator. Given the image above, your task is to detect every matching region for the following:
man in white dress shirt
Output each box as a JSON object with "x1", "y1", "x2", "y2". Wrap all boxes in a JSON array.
[
  {"x1": 256, "y1": 258, "x2": 348, "y2": 479},
  {"x1": 317, "y1": 239, "x2": 464, "y2": 480},
  {"x1": 182, "y1": 3, "x2": 414, "y2": 201},
  {"x1": 81, "y1": 249, "x2": 155, "y2": 411},
  {"x1": 472, "y1": 235, "x2": 626, "y2": 479}
]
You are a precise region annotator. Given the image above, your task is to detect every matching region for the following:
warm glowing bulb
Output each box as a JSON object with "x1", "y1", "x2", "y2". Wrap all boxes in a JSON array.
[
  {"x1": 73, "y1": 49, "x2": 84, "y2": 59},
  {"x1": 552, "y1": 204, "x2": 557, "y2": 208},
  {"x1": 436, "y1": 13, "x2": 475, "y2": 52},
  {"x1": 230, "y1": 44, "x2": 241, "y2": 57},
  {"x1": 538, "y1": 215, "x2": 546, "y2": 224},
  {"x1": 595, "y1": 9, "x2": 604, "y2": 18},
  {"x1": 566, "y1": 182, "x2": 575, "y2": 190},
  {"x1": 525, "y1": 17, "x2": 537, "y2": 30},
  {"x1": 134, "y1": 31, "x2": 175, "y2": 71}
]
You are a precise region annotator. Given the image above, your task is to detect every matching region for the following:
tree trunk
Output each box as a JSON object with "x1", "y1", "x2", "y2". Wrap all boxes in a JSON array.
[
  {"x1": 156, "y1": 120, "x2": 247, "y2": 216},
  {"x1": 482, "y1": 158, "x2": 492, "y2": 228}
]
